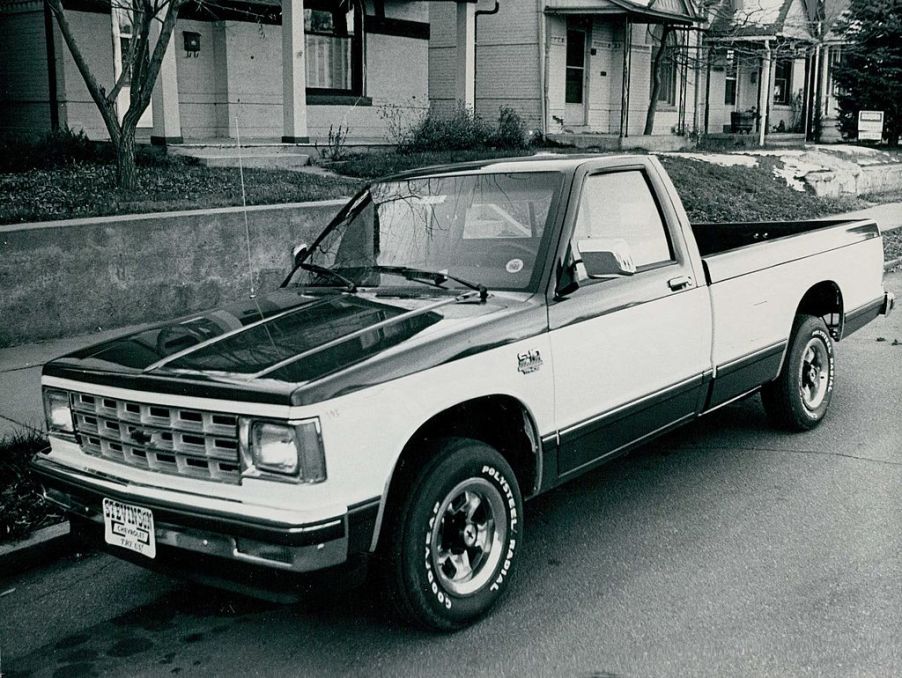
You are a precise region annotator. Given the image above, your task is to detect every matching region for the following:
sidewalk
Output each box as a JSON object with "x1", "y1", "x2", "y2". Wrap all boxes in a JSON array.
[
  {"x1": 0, "y1": 203, "x2": 899, "y2": 440},
  {"x1": 0, "y1": 322, "x2": 152, "y2": 439},
  {"x1": 827, "y1": 201, "x2": 902, "y2": 233}
]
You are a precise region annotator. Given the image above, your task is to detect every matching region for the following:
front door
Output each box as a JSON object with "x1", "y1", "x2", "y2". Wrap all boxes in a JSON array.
[
  {"x1": 548, "y1": 164, "x2": 712, "y2": 479},
  {"x1": 564, "y1": 26, "x2": 588, "y2": 127}
]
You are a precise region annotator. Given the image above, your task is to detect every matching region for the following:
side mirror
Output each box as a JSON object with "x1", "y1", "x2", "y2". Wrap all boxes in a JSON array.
[
  {"x1": 555, "y1": 245, "x2": 580, "y2": 299},
  {"x1": 292, "y1": 243, "x2": 308, "y2": 268},
  {"x1": 576, "y1": 238, "x2": 636, "y2": 278}
]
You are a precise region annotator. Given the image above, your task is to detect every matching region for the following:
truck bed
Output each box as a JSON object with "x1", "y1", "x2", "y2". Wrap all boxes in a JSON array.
[{"x1": 691, "y1": 218, "x2": 881, "y2": 284}]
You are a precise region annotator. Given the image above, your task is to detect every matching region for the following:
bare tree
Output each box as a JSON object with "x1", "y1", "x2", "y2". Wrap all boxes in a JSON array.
[
  {"x1": 645, "y1": 24, "x2": 675, "y2": 136},
  {"x1": 46, "y1": 0, "x2": 186, "y2": 190}
]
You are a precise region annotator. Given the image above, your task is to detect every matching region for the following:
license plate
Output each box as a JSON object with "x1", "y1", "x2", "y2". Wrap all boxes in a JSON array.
[{"x1": 102, "y1": 498, "x2": 156, "y2": 559}]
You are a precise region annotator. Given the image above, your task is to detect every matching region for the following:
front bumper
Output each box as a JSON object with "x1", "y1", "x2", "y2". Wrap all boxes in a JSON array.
[{"x1": 32, "y1": 455, "x2": 379, "y2": 577}]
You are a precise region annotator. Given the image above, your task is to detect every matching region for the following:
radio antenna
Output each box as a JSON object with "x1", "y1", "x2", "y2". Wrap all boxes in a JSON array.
[{"x1": 235, "y1": 116, "x2": 255, "y2": 298}]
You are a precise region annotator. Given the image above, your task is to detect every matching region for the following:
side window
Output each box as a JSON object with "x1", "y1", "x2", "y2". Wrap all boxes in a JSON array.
[{"x1": 572, "y1": 170, "x2": 674, "y2": 275}]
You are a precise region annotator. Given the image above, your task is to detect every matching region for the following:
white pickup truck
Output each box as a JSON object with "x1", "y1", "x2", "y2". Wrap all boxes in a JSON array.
[{"x1": 34, "y1": 155, "x2": 894, "y2": 630}]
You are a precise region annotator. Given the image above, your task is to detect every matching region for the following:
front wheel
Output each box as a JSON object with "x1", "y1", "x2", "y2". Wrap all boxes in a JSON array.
[
  {"x1": 382, "y1": 438, "x2": 523, "y2": 631},
  {"x1": 761, "y1": 314, "x2": 835, "y2": 431}
]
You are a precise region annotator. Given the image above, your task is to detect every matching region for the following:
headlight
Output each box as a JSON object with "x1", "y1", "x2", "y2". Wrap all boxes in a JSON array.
[
  {"x1": 240, "y1": 418, "x2": 326, "y2": 483},
  {"x1": 43, "y1": 388, "x2": 74, "y2": 436}
]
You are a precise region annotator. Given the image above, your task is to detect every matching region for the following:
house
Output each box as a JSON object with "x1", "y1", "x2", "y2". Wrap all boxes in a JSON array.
[
  {"x1": 0, "y1": 0, "x2": 857, "y2": 147},
  {"x1": 701, "y1": 0, "x2": 818, "y2": 139},
  {"x1": 1, "y1": 0, "x2": 705, "y2": 147},
  {"x1": 429, "y1": 0, "x2": 705, "y2": 146},
  {"x1": 0, "y1": 0, "x2": 434, "y2": 143}
]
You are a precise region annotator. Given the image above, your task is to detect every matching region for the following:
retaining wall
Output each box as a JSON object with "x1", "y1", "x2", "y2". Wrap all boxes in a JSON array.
[
  {"x1": 805, "y1": 162, "x2": 902, "y2": 198},
  {"x1": 0, "y1": 200, "x2": 346, "y2": 347}
]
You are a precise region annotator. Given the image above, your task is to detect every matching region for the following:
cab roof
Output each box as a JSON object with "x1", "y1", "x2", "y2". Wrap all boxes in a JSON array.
[{"x1": 377, "y1": 153, "x2": 651, "y2": 183}]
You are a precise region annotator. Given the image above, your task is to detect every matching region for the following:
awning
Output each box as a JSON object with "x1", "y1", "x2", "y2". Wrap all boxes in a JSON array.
[{"x1": 545, "y1": 0, "x2": 700, "y2": 24}]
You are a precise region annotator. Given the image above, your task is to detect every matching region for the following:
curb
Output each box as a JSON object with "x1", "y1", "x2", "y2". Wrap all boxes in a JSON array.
[
  {"x1": 886, "y1": 256, "x2": 902, "y2": 271},
  {"x1": 0, "y1": 521, "x2": 71, "y2": 579}
]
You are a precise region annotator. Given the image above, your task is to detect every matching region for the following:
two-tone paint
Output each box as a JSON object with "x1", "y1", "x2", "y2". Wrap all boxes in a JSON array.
[{"x1": 34, "y1": 155, "x2": 894, "y2": 592}]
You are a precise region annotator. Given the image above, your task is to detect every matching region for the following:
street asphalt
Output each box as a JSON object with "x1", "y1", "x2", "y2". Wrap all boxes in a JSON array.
[{"x1": 0, "y1": 272, "x2": 898, "y2": 678}]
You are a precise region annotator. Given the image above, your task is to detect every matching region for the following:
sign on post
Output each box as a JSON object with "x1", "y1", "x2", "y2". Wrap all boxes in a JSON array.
[{"x1": 858, "y1": 110, "x2": 884, "y2": 142}]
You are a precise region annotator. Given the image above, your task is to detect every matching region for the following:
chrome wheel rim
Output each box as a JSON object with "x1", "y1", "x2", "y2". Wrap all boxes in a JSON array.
[
  {"x1": 799, "y1": 337, "x2": 829, "y2": 410},
  {"x1": 430, "y1": 478, "x2": 507, "y2": 596}
]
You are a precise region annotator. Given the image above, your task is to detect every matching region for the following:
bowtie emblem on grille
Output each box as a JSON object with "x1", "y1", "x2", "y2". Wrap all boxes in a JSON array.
[{"x1": 129, "y1": 429, "x2": 153, "y2": 445}]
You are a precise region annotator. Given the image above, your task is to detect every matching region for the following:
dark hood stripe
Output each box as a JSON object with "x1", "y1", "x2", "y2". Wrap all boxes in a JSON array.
[
  {"x1": 143, "y1": 296, "x2": 338, "y2": 374},
  {"x1": 255, "y1": 292, "x2": 478, "y2": 378}
]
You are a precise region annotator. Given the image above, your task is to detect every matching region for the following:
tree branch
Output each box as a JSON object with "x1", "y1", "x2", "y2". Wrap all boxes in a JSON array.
[
  {"x1": 644, "y1": 24, "x2": 673, "y2": 136},
  {"x1": 107, "y1": 4, "x2": 141, "y2": 105},
  {"x1": 132, "y1": 0, "x2": 183, "y2": 117}
]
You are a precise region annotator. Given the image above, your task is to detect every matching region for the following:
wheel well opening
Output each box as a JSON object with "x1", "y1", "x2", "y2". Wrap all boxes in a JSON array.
[
  {"x1": 376, "y1": 396, "x2": 540, "y2": 550},
  {"x1": 796, "y1": 281, "x2": 843, "y2": 340}
]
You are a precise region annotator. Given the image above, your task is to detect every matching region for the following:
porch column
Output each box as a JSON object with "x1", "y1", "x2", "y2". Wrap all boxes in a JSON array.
[
  {"x1": 818, "y1": 44, "x2": 830, "y2": 122},
  {"x1": 757, "y1": 40, "x2": 772, "y2": 147},
  {"x1": 150, "y1": 12, "x2": 182, "y2": 145},
  {"x1": 282, "y1": 0, "x2": 309, "y2": 143},
  {"x1": 455, "y1": 2, "x2": 476, "y2": 107}
]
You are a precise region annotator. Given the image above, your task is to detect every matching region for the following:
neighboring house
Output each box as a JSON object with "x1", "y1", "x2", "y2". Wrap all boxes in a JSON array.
[
  {"x1": 430, "y1": 0, "x2": 704, "y2": 141},
  {"x1": 0, "y1": 0, "x2": 431, "y2": 142},
  {"x1": 702, "y1": 0, "x2": 817, "y2": 137},
  {"x1": 815, "y1": 0, "x2": 848, "y2": 141}
]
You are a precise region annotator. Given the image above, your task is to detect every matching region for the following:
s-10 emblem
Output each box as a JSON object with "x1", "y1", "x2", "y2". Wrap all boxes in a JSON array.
[{"x1": 517, "y1": 350, "x2": 543, "y2": 374}]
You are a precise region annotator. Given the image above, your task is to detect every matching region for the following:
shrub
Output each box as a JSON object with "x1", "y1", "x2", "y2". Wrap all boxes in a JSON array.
[
  {"x1": 0, "y1": 428, "x2": 59, "y2": 544},
  {"x1": 492, "y1": 106, "x2": 529, "y2": 149},
  {"x1": 0, "y1": 128, "x2": 172, "y2": 173},
  {"x1": 390, "y1": 103, "x2": 531, "y2": 154},
  {"x1": 402, "y1": 103, "x2": 493, "y2": 153}
]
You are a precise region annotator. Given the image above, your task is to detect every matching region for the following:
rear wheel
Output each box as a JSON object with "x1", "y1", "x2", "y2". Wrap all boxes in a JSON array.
[
  {"x1": 381, "y1": 438, "x2": 523, "y2": 631},
  {"x1": 761, "y1": 314, "x2": 835, "y2": 431}
]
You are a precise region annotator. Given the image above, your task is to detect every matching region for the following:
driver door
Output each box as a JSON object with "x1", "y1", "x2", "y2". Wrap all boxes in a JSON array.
[{"x1": 548, "y1": 166, "x2": 712, "y2": 479}]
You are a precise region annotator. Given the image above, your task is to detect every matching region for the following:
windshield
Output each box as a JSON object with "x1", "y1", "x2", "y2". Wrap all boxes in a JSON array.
[{"x1": 289, "y1": 171, "x2": 563, "y2": 292}]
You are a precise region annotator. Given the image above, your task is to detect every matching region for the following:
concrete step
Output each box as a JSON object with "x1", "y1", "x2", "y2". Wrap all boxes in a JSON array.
[
  {"x1": 167, "y1": 141, "x2": 312, "y2": 157},
  {"x1": 191, "y1": 153, "x2": 312, "y2": 169},
  {"x1": 766, "y1": 133, "x2": 806, "y2": 147}
]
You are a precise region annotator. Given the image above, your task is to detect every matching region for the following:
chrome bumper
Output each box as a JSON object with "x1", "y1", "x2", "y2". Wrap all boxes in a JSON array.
[
  {"x1": 32, "y1": 456, "x2": 376, "y2": 574},
  {"x1": 881, "y1": 291, "x2": 895, "y2": 317}
]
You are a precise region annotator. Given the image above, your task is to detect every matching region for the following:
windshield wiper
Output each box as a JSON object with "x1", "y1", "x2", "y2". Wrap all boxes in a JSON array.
[
  {"x1": 368, "y1": 265, "x2": 488, "y2": 302},
  {"x1": 297, "y1": 263, "x2": 357, "y2": 293}
]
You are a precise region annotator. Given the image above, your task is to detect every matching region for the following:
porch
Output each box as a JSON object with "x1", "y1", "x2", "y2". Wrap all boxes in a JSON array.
[{"x1": 542, "y1": 0, "x2": 702, "y2": 138}]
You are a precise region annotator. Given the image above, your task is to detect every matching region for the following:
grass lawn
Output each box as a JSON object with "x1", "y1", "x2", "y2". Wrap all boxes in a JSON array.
[
  {"x1": 1, "y1": 140, "x2": 897, "y2": 226},
  {"x1": 333, "y1": 149, "x2": 881, "y2": 222},
  {"x1": 0, "y1": 429, "x2": 58, "y2": 545},
  {"x1": 884, "y1": 230, "x2": 902, "y2": 265},
  {"x1": 0, "y1": 158, "x2": 361, "y2": 225}
]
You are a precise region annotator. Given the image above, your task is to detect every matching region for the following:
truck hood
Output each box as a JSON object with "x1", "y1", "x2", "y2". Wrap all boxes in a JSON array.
[{"x1": 43, "y1": 287, "x2": 547, "y2": 406}]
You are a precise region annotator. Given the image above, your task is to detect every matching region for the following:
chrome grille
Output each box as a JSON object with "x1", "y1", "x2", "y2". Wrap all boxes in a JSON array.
[{"x1": 69, "y1": 392, "x2": 241, "y2": 484}]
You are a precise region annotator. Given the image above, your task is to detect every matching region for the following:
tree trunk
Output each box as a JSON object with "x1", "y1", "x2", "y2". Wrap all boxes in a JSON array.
[
  {"x1": 117, "y1": 127, "x2": 138, "y2": 192},
  {"x1": 644, "y1": 26, "x2": 672, "y2": 136}
]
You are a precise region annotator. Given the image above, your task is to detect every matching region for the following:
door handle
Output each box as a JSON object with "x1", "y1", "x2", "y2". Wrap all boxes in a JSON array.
[{"x1": 668, "y1": 275, "x2": 692, "y2": 291}]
